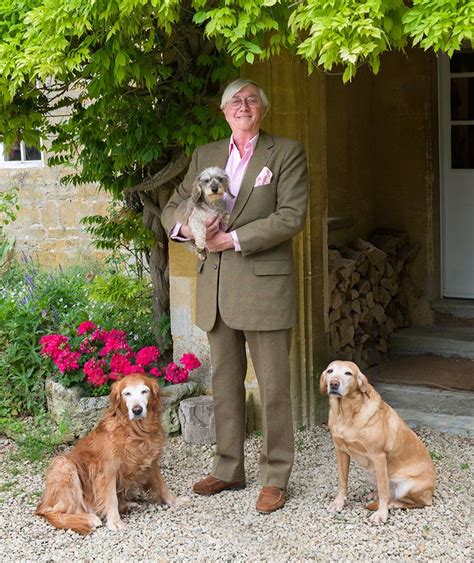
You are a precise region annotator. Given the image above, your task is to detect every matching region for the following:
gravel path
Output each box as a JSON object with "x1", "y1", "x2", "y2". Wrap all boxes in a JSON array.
[{"x1": 0, "y1": 426, "x2": 472, "y2": 561}]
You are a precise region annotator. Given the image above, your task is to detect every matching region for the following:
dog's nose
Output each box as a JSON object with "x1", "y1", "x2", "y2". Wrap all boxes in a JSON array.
[
  {"x1": 132, "y1": 406, "x2": 143, "y2": 416},
  {"x1": 329, "y1": 380, "x2": 340, "y2": 390},
  {"x1": 211, "y1": 186, "x2": 218, "y2": 193}
]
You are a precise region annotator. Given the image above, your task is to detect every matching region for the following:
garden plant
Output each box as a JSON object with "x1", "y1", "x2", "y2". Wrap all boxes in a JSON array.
[{"x1": 40, "y1": 320, "x2": 200, "y2": 396}]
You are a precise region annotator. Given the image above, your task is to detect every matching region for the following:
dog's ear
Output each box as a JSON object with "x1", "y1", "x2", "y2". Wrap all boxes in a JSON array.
[
  {"x1": 191, "y1": 181, "x2": 202, "y2": 204},
  {"x1": 109, "y1": 380, "x2": 123, "y2": 413},
  {"x1": 147, "y1": 376, "x2": 163, "y2": 415},
  {"x1": 319, "y1": 370, "x2": 328, "y2": 395},
  {"x1": 356, "y1": 369, "x2": 369, "y2": 393}
]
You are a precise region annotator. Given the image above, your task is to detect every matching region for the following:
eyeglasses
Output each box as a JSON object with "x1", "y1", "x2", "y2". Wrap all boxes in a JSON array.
[{"x1": 227, "y1": 95, "x2": 262, "y2": 110}]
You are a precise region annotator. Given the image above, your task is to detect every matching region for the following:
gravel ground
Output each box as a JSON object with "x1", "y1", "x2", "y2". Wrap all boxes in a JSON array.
[{"x1": 0, "y1": 426, "x2": 472, "y2": 562}]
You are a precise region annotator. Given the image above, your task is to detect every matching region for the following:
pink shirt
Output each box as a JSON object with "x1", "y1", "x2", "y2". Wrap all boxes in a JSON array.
[
  {"x1": 226, "y1": 134, "x2": 259, "y2": 250},
  {"x1": 172, "y1": 133, "x2": 259, "y2": 251}
]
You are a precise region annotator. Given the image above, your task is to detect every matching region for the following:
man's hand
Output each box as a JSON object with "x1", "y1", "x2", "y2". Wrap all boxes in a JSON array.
[
  {"x1": 205, "y1": 215, "x2": 220, "y2": 238},
  {"x1": 206, "y1": 231, "x2": 235, "y2": 253},
  {"x1": 179, "y1": 224, "x2": 193, "y2": 239}
]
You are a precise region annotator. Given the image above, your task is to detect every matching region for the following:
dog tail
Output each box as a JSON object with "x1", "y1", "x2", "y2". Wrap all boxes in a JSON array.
[
  {"x1": 36, "y1": 510, "x2": 99, "y2": 535},
  {"x1": 36, "y1": 455, "x2": 100, "y2": 534}
]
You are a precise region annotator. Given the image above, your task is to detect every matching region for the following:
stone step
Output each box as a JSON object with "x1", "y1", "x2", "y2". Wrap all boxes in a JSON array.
[
  {"x1": 389, "y1": 326, "x2": 474, "y2": 359},
  {"x1": 431, "y1": 298, "x2": 474, "y2": 320},
  {"x1": 374, "y1": 383, "x2": 474, "y2": 436},
  {"x1": 432, "y1": 299, "x2": 474, "y2": 327}
]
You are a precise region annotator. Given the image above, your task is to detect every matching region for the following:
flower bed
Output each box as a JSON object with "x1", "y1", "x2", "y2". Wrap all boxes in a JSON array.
[
  {"x1": 40, "y1": 321, "x2": 200, "y2": 394},
  {"x1": 40, "y1": 321, "x2": 201, "y2": 438}
]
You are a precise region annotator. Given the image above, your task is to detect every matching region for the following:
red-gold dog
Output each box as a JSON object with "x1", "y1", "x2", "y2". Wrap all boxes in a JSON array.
[{"x1": 36, "y1": 374, "x2": 188, "y2": 534}]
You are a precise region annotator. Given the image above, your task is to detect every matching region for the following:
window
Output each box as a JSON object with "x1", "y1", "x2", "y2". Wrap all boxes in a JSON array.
[
  {"x1": 449, "y1": 52, "x2": 474, "y2": 169},
  {"x1": 0, "y1": 140, "x2": 44, "y2": 168}
]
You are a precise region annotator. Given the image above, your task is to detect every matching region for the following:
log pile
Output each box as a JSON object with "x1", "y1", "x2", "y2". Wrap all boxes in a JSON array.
[{"x1": 328, "y1": 229, "x2": 419, "y2": 369}]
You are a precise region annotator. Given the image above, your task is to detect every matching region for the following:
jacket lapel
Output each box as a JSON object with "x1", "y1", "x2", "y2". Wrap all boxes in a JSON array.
[{"x1": 227, "y1": 131, "x2": 274, "y2": 230}]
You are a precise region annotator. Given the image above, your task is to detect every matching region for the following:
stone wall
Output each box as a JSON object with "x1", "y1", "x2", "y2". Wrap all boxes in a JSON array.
[{"x1": 0, "y1": 159, "x2": 110, "y2": 266}]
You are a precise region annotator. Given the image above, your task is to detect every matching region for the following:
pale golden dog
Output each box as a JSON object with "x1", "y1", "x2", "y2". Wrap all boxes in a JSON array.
[
  {"x1": 36, "y1": 374, "x2": 188, "y2": 534},
  {"x1": 320, "y1": 360, "x2": 436, "y2": 524}
]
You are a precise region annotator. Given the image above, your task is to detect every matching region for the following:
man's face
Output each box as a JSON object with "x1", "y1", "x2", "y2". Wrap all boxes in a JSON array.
[{"x1": 222, "y1": 84, "x2": 265, "y2": 137}]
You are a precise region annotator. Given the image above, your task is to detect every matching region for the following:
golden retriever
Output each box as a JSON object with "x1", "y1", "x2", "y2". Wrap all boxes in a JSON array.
[
  {"x1": 36, "y1": 374, "x2": 188, "y2": 534},
  {"x1": 320, "y1": 360, "x2": 436, "y2": 524}
]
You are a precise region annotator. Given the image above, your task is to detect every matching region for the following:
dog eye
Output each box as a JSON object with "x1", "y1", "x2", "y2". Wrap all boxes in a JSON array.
[
  {"x1": 345, "y1": 371, "x2": 353, "y2": 376},
  {"x1": 327, "y1": 369, "x2": 333, "y2": 374},
  {"x1": 123, "y1": 391, "x2": 131, "y2": 397},
  {"x1": 141, "y1": 389, "x2": 149, "y2": 395}
]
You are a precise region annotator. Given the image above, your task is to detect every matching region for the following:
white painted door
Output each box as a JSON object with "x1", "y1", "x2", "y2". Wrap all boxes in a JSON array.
[{"x1": 439, "y1": 53, "x2": 474, "y2": 298}]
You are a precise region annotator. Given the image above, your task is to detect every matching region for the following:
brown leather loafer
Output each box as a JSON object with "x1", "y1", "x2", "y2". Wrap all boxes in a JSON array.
[
  {"x1": 256, "y1": 486, "x2": 286, "y2": 514},
  {"x1": 192, "y1": 475, "x2": 246, "y2": 496}
]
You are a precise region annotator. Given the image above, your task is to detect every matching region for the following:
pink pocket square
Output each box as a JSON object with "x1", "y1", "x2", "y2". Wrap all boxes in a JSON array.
[{"x1": 254, "y1": 166, "x2": 273, "y2": 187}]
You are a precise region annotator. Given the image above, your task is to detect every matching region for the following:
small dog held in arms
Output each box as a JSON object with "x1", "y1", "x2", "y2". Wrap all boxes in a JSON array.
[
  {"x1": 174, "y1": 166, "x2": 233, "y2": 260},
  {"x1": 36, "y1": 374, "x2": 189, "y2": 534},
  {"x1": 320, "y1": 360, "x2": 435, "y2": 524}
]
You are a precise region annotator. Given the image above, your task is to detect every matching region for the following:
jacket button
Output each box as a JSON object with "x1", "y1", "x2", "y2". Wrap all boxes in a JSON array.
[{"x1": 213, "y1": 264, "x2": 218, "y2": 270}]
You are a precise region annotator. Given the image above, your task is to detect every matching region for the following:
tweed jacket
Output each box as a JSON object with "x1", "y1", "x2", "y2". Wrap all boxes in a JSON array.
[{"x1": 161, "y1": 131, "x2": 308, "y2": 332}]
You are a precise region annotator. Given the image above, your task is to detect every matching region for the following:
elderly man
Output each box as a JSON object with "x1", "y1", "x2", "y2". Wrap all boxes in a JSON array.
[{"x1": 161, "y1": 78, "x2": 308, "y2": 513}]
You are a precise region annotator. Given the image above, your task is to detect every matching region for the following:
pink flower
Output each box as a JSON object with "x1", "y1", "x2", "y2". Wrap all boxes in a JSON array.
[
  {"x1": 40, "y1": 334, "x2": 69, "y2": 357},
  {"x1": 83, "y1": 358, "x2": 107, "y2": 386},
  {"x1": 123, "y1": 364, "x2": 146, "y2": 375},
  {"x1": 40, "y1": 322, "x2": 198, "y2": 390},
  {"x1": 149, "y1": 367, "x2": 163, "y2": 378},
  {"x1": 136, "y1": 346, "x2": 160, "y2": 367},
  {"x1": 90, "y1": 329, "x2": 107, "y2": 342},
  {"x1": 109, "y1": 372, "x2": 123, "y2": 381},
  {"x1": 109, "y1": 354, "x2": 133, "y2": 374},
  {"x1": 53, "y1": 349, "x2": 81, "y2": 373},
  {"x1": 97, "y1": 329, "x2": 131, "y2": 357},
  {"x1": 180, "y1": 353, "x2": 201, "y2": 371},
  {"x1": 79, "y1": 338, "x2": 95, "y2": 354},
  {"x1": 77, "y1": 321, "x2": 97, "y2": 335},
  {"x1": 99, "y1": 337, "x2": 129, "y2": 357},
  {"x1": 106, "y1": 329, "x2": 128, "y2": 344},
  {"x1": 164, "y1": 363, "x2": 189, "y2": 384}
]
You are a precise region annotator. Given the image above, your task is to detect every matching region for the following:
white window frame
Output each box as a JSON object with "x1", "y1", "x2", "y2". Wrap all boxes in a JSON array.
[{"x1": 0, "y1": 141, "x2": 44, "y2": 169}]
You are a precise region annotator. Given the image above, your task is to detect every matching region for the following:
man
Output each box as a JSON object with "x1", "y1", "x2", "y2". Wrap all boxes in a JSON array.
[{"x1": 161, "y1": 78, "x2": 308, "y2": 513}]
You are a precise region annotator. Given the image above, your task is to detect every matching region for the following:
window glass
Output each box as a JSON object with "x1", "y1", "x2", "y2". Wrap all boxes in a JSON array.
[
  {"x1": 25, "y1": 145, "x2": 42, "y2": 161},
  {"x1": 450, "y1": 52, "x2": 474, "y2": 73},
  {"x1": 4, "y1": 142, "x2": 22, "y2": 161},
  {"x1": 451, "y1": 125, "x2": 474, "y2": 168},
  {"x1": 451, "y1": 77, "x2": 474, "y2": 120}
]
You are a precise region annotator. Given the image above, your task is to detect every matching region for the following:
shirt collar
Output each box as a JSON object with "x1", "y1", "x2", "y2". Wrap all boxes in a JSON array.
[{"x1": 228, "y1": 133, "x2": 259, "y2": 155}]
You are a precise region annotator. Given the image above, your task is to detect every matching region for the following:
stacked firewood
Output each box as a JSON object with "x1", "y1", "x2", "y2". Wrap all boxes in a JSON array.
[{"x1": 328, "y1": 229, "x2": 419, "y2": 368}]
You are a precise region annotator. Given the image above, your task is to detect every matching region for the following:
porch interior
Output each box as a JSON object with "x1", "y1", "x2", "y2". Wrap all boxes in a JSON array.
[{"x1": 325, "y1": 49, "x2": 473, "y2": 434}]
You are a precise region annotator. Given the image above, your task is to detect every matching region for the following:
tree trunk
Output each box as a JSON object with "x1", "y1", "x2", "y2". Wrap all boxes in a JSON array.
[{"x1": 141, "y1": 188, "x2": 172, "y2": 320}]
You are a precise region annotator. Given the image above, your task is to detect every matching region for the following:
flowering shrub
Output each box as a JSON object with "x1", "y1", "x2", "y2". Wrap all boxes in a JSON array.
[{"x1": 40, "y1": 321, "x2": 200, "y2": 395}]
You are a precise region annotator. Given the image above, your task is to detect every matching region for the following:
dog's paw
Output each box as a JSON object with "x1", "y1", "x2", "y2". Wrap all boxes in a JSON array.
[
  {"x1": 168, "y1": 495, "x2": 191, "y2": 509},
  {"x1": 90, "y1": 515, "x2": 103, "y2": 529},
  {"x1": 106, "y1": 518, "x2": 126, "y2": 531},
  {"x1": 369, "y1": 509, "x2": 388, "y2": 525},
  {"x1": 327, "y1": 498, "x2": 345, "y2": 513}
]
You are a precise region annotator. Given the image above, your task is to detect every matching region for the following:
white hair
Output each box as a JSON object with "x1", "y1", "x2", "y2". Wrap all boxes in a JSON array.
[{"x1": 220, "y1": 79, "x2": 270, "y2": 115}]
